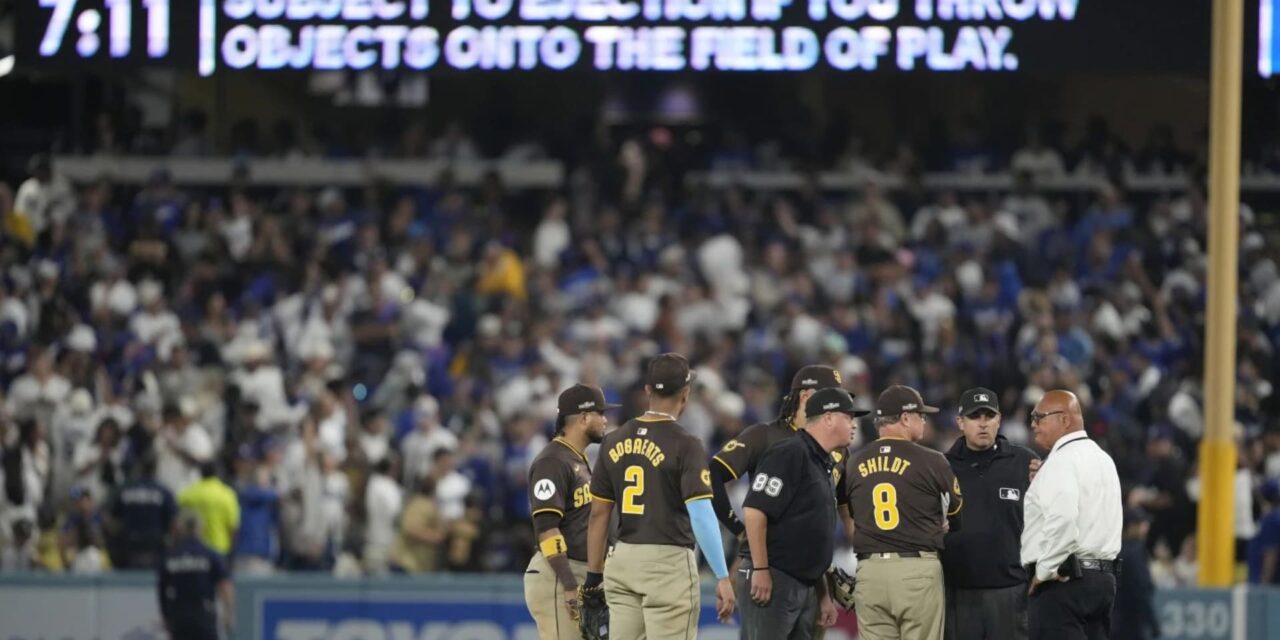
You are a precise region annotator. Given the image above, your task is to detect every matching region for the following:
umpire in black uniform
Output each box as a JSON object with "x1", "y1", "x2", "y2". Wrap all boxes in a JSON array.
[
  {"x1": 158, "y1": 511, "x2": 235, "y2": 640},
  {"x1": 941, "y1": 388, "x2": 1041, "y2": 640},
  {"x1": 740, "y1": 388, "x2": 865, "y2": 640},
  {"x1": 109, "y1": 456, "x2": 176, "y2": 570}
]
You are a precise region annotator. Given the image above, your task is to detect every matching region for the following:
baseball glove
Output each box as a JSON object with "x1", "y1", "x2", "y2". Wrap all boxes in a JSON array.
[
  {"x1": 578, "y1": 585, "x2": 610, "y2": 640},
  {"x1": 827, "y1": 567, "x2": 857, "y2": 611}
]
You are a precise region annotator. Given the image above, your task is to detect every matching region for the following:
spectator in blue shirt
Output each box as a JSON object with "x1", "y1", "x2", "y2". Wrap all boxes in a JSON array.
[
  {"x1": 234, "y1": 462, "x2": 280, "y2": 576},
  {"x1": 1247, "y1": 479, "x2": 1280, "y2": 585},
  {"x1": 63, "y1": 485, "x2": 104, "y2": 544},
  {"x1": 62, "y1": 485, "x2": 107, "y2": 571}
]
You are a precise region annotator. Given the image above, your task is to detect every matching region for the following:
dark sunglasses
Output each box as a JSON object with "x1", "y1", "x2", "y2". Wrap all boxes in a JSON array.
[{"x1": 1029, "y1": 410, "x2": 1066, "y2": 425}]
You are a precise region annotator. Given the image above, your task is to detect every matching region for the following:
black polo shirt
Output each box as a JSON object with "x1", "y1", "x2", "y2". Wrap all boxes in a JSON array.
[
  {"x1": 742, "y1": 430, "x2": 837, "y2": 586},
  {"x1": 111, "y1": 479, "x2": 176, "y2": 554},
  {"x1": 941, "y1": 434, "x2": 1039, "y2": 589},
  {"x1": 158, "y1": 538, "x2": 227, "y2": 630}
]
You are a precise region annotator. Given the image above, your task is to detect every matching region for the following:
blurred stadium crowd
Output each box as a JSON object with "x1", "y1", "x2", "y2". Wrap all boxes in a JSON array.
[{"x1": 1, "y1": 117, "x2": 1279, "y2": 586}]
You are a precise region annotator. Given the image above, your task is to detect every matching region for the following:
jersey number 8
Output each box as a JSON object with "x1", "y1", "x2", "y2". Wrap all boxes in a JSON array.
[
  {"x1": 752, "y1": 473, "x2": 783, "y2": 497},
  {"x1": 872, "y1": 482, "x2": 900, "y2": 530},
  {"x1": 622, "y1": 465, "x2": 645, "y2": 515}
]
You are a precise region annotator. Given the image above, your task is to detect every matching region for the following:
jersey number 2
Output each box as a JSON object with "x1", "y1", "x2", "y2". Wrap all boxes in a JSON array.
[
  {"x1": 873, "y1": 482, "x2": 900, "y2": 530},
  {"x1": 622, "y1": 465, "x2": 645, "y2": 515}
]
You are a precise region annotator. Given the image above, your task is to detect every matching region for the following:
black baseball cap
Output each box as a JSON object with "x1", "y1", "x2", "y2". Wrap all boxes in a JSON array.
[
  {"x1": 790, "y1": 365, "x2": 843, "y2": 391},
  {"x1": 557, "y1": 384, "x2": 620, "y2": 417},
  {"x1": 875, "y1": 385, "x2": 940, "y2": 417},
  {"x1": 806, "y1": 388, "x2": 871, "y2": 419},
  {"x1": 646, "y1": 353, "x2": 696, "y2": 394},
  {"x1": 958, "y1": 387, "x2": 1000, "y2": 416}
]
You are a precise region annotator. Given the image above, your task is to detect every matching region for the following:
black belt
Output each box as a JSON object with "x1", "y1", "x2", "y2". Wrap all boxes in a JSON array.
[
  {"x1": 1078, "y1": 559, "x2": 1117, "y2": 573},
  {"x1": 856, "y1": 551, "x2": 937, "y2": 560},
  {"x1": 1025, "y1": 557, "x2": 1119, "y2": 578}
]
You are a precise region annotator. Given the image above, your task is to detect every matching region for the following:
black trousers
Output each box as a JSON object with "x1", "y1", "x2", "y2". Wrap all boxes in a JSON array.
[
  {"x1": 1027, "y1": 570, "x2": 1116, "y2": 640},
  {"x1": 945, "y1": 583, "x2": 1029, "y2": 640},
  {"x1": 736, "y1": 564, "x2": 820, "y2": 640},
  {"x1": 167, "y1": 614, "x2": 218, "y2": 640}
]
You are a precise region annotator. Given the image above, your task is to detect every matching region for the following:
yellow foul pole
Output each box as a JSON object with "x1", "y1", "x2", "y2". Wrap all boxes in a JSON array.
[{"x1": 1197, "y1": 0, "x2": 1243, "y2": 587}]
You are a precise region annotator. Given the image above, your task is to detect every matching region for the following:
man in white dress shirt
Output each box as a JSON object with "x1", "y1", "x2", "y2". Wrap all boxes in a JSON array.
[{"x1": 1021, "y1": 390, "x2": 1122, "y2": 640}]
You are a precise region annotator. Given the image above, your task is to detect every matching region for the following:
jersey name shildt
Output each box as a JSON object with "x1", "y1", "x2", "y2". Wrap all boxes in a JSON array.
[{"x1": 857, "y1": 456, "x2": 912, "y2": 478}]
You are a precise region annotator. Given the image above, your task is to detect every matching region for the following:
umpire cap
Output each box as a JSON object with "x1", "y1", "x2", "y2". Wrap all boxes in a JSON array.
[
  {"x1": 958, "y1": 387, "x2": 1000, "y2": 416},
  {"x1": 646, "y1": 353, "x2": 696, "y2": 395},
  {"x1": 875, "y1": 385, "x2": 940, "y2": 416},
  {"x1": 805, "y1": 388, "x2": 870, "y2": 418},
  {"x1": 790, "y1": 365, "x2": 843, "y2": 391}
]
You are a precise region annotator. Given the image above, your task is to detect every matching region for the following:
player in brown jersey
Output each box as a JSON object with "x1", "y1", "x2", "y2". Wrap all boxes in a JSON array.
[
  {"x1": 710, "y1": 365, "x2": 848, "y2": 535},
  {"x1": 583, "y1": 353, "x2": 735, "y2": 640},
  {"x1": 709, "y1": 365, "x2": 851, "y2": 638},
  {"x1": 525, "y1": 384, "x2": 618, "y2": 640},
  {"x1": 843, "y1": 385, "x2": 963, "y2": 640}
]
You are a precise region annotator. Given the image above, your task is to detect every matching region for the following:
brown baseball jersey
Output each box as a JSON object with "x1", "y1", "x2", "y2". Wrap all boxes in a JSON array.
[
  {"x1": 714, "y1": 419, "x2": 847, "y2": 521},
  {"x1": 528, "y1": 437, "x2": 594, "y2": 561},
  {"x1": 842, "y1": 437, "x2": 963, "y2": 553},
  {"x1": 590, "y1": 415, "x2": 712, "y2": 548}
]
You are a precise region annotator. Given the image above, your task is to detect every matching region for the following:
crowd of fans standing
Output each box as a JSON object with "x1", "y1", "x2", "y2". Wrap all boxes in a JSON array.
[{"x1": 1, "y1": 117, "x2": 1278, "y2": 584}]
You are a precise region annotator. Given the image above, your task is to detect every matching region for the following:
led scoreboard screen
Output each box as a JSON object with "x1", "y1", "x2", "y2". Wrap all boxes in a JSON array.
[{"x1": 14, "y1": 0, "x2": 1226, "y2": 74}]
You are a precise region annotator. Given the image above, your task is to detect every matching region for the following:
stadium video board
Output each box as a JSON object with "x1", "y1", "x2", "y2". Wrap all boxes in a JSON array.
[{"x1": 13, "y1": 0, "x2": 1241, "y2": 75}]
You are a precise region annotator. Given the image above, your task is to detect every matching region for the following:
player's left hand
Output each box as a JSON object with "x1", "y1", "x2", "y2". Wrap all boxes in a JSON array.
[
  {"x1": 564, "y1": 588, "x2": 581, "y2": 621},
  {"x1": 1027, "y1": 573, "x2": 1068, "y2": 596},
  {"x1": 1029, "y1": 458, "x2": 1042, "y2": 482},
  {"x1": 818, "y1": 593, "x2": 838, "y2": 627},
  {"x1": 750, "y1": 567, "x2": 773, "y2": 606},
  {"x1": 715, "y1": 576, "x2": 736, "y2": 623}
]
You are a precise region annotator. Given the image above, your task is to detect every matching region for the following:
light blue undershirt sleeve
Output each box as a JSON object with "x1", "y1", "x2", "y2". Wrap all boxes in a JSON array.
[{"x1": 687, "y1": 497, "x2": 730, "y2": 579}]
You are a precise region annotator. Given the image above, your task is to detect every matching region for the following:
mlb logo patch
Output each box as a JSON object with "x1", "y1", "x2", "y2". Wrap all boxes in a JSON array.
[
  {"x1": 638, "y1": 428, "x2": 648, "y2": 435},
  {"x1": 999, "y1": 488, "x2": 1020, "y2": 501},
  {"x1": 879, "y1": 446, "x2": 891, "y2": 454}
]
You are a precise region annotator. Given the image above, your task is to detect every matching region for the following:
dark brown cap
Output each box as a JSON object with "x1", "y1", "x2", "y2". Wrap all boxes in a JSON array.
[
  {"x1": 557, "y1": 384, "x2": 620, "y2": 417},
  {"x1": 646, "y1": 353, "x2": 695, "y2": 394},
  {"x1": 875, "y1": 385, "x2": 940, "y2": 417},
  {"x1": 790, "y1": 365, "x2": 843, "y2": 391}
]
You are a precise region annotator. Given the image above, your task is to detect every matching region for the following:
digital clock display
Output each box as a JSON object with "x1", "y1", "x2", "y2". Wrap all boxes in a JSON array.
[
  {"x1": 13, "y1": 0, "x2": 1243, "y2": 75},
  {"x1": 21, "y1": 0, "x2": 195, "y2": 66}
]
